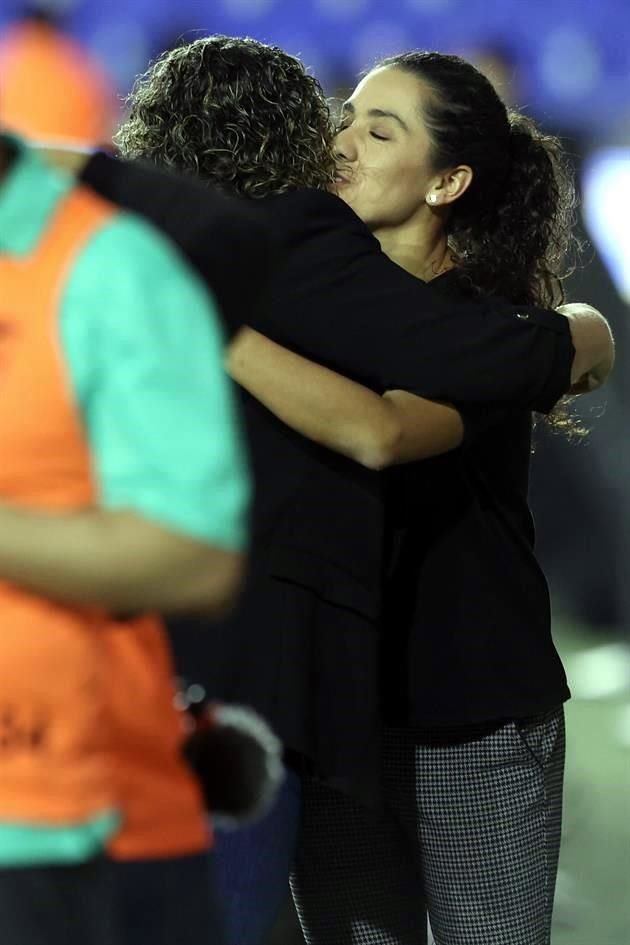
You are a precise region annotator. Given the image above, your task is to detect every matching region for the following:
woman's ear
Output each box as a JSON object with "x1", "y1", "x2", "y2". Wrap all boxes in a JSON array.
[{"x1": 431, "y1": 165, "x2": 473, "y2": 206}]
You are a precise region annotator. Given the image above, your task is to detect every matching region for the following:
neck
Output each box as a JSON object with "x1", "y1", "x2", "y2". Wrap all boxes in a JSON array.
[{"x1": 373, "y1": 217, "x2": 454, "y2": 282}]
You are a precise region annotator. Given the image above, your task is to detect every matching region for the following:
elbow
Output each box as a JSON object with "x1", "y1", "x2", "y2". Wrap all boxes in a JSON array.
[
  {"x1": 120, "y1": 549, "x2": 247, "y2": 618},
  {"x1": 199, "y1": 551, "x2": 247, "y2": 617},
  {"x1": 357, "y1": 446, "x2": 395, "y2": 471},
  {"x1": 170, "y1": 549, "x2": 247, "y2": 618},
  {"x1": 353, "y1": 426, "x2": 402, "y2": 471}
]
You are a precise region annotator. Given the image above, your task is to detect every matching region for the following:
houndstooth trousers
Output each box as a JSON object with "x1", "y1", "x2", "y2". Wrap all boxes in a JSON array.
[{"x1": 290, "y1": 708, "x2": 565, "y2": 945}]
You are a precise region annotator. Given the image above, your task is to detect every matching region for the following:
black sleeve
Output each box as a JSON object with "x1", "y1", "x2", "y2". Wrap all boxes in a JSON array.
[
  {"x1": 457, "y1": 405, "x2": 510, "y2": 443},
  {"x1": 253, "y1": 191, "x2": 574, "y2": 413},
  {"x1": 378, "y1": 297, "x2": 574, "y2": 416},
  {"x1": 80, "y1": 152, "x2": 278, "y2": 339}
]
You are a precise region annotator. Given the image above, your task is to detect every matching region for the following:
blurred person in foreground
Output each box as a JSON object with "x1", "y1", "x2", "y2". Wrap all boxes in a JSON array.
[
  {"x1": 0, "y1": 129, "x2": 253, "y2": 945},
  {"x1": 47, "y1": 36, "x2": 612, "y2": 945},
  {"x1": 0, "y1": 3, "x2": 116, "y2": 146}
]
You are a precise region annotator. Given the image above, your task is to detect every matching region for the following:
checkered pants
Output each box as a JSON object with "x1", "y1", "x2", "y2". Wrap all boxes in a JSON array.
[{"x1": 290, "y1": 708, "x2": 565, "y2": 945}]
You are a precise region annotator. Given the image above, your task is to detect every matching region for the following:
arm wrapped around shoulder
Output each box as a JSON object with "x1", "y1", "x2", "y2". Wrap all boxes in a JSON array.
[{"x1": 181, "y1": 687, "x2": 284, "y2": 826}]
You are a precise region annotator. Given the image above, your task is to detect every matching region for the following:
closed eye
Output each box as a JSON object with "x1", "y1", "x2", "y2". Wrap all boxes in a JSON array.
[{"x1": 335, "y1": 122, "x2": 389, "y2": 141}]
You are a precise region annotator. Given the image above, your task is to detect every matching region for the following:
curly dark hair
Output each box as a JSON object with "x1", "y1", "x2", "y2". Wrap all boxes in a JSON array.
[
  {"x1": 114, "y1": 35, "x2": 336, "y2": 197},
  {"x1": 377, "y1": 51, "x2": 584, "y2": 437}
]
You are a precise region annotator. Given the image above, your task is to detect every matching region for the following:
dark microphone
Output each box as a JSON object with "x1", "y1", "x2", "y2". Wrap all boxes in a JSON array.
[{"x1": 178, "y1": 680, "x2": 284, "y2": 826}]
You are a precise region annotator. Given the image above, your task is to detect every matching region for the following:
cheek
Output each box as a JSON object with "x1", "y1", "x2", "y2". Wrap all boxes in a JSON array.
[
  {"x1": 367, "y1": 163, "x2": 425, "y2": 220},
  {"x1": 389, "y1": 162, "x2": 426, "y2": 202}
]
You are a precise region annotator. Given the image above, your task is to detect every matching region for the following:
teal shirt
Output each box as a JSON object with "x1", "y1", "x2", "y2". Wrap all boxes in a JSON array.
[
  {"x1": 0, "y1": 136, "x2": 251, "y2": 865},
  {"x1": 62, "y1": 204, "x2": 250, "y2": 551}
]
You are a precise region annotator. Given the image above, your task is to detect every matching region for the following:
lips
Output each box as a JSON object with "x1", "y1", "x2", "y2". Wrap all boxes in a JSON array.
[{"x1": 334, "y1": 165, "x2": 352, "y2": 185}]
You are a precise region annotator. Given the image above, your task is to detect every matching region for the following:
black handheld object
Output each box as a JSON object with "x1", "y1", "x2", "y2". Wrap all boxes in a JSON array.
[{"x1": 179, "y1": 681, "x2": 284, "y2": 826}]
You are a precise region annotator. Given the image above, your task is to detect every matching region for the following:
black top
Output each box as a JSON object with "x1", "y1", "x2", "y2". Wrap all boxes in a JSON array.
[
  {"x1": 383, "y1": 271, "x2": 570, "y2": 725},
  {"x1": 79, "y1": 156, "x2": 574, "y2": 766},
  {"x1": 248, "y1": 190, "x2": 573, "y2": 412},
  {"x1": 80, "y1": 153, "x2": 278, "y2": 339},
  {"x1": 79, "y1": 160, "x2": 575, "y2": 611},
  {"x1": 82, "y1": 156, "x2": 573, "y2": 411}
]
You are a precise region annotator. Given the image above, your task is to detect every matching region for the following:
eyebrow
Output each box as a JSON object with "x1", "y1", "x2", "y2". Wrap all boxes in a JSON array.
[{"x1": 342, "y1": 100, "x2": 410, "y2": 133}]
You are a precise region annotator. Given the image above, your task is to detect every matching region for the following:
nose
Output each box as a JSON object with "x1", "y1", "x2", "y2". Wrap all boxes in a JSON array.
[{"x1": 334, "y1": 125, "x2": 357, "y2": 163}]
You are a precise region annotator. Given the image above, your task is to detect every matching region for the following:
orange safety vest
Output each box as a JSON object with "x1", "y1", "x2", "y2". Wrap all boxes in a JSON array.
[{"x1": 0, "y1": 183, "x2": 208, "y2": 859}]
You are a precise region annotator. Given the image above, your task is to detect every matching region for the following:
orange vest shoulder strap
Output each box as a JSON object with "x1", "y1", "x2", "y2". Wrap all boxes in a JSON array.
[{"x1": 24, "y1": 184, "x2": 118, "y2": 295}]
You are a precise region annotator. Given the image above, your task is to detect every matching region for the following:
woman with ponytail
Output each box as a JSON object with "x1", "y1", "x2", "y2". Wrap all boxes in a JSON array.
[{"x1": 228, "y1": 53, "x2": 606, "y2": 945}]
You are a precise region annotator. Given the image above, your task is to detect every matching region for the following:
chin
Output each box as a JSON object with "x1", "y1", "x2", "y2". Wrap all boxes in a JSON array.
[{"x1": 337, "y1": 189, "x2": 358, "y2": 211}]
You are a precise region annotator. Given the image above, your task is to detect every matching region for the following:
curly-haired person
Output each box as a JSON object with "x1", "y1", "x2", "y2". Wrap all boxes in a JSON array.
[
  {"x1": 114, "y1": 36, "x2": 336, "y2": 197},
  {"x1": 68, "y1": 36, "x2": 614, "y2": 945}
]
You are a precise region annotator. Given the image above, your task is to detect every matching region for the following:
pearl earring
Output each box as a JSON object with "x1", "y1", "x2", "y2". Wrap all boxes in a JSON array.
[{"x1": 428, "y1": 194, "x2": 437, "y2": 205}]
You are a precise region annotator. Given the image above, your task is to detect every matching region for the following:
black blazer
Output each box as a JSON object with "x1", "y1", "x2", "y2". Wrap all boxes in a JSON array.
[
  {"x1": 80, "y1": 159, "x2": 575, "y2": 767},
  {"x1": 81, "y1": 153, "x2": 278, "y2": 339}
]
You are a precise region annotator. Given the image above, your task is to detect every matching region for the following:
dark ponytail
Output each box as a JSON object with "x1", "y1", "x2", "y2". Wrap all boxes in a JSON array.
[{"x1": 376, "y1": 51, "x2": 584, "y2": 437}]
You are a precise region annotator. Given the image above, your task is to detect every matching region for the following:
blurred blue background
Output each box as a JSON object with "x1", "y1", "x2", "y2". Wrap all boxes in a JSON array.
[
  {"x1": 1, "y1": 0, "x2": 630, "y2": 132},
  {"x1": 0, "y1": 1, "x2": 628, "y2": 943}
]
